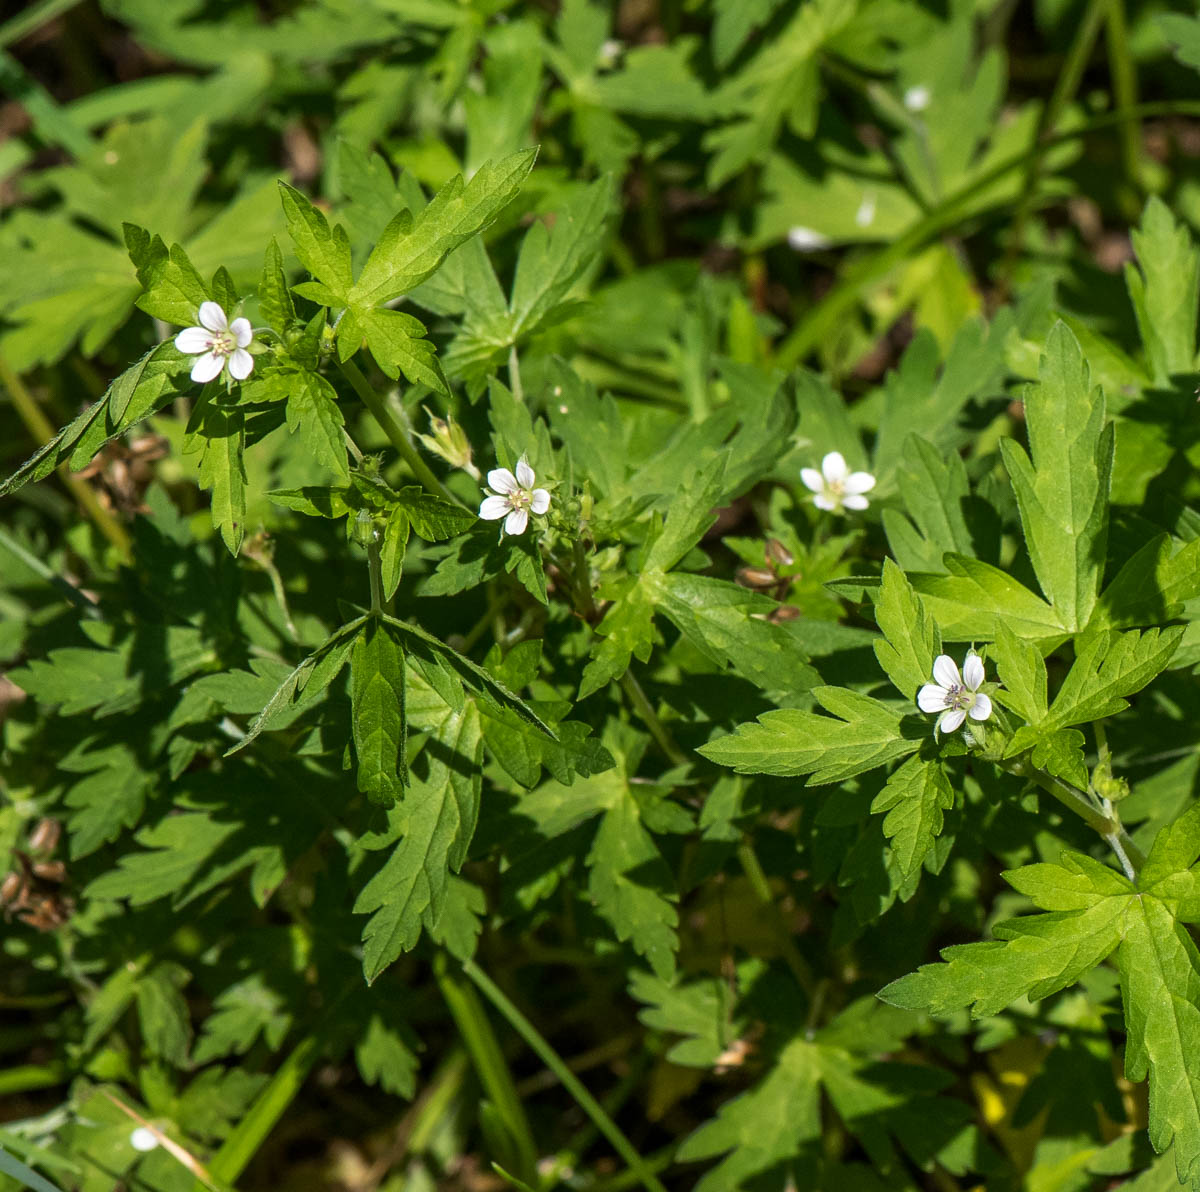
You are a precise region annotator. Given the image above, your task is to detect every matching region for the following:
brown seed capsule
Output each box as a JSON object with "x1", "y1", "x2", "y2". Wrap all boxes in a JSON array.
[
  {"x1": 28, "y1": 818, "x2": 61, "y2": 855},
  {"x1": 737, "y1": 567, "x2": 778, "y2": 590},
  {"x1": 765, "y1": 538, "x2": 794, "y2": 567},
  {"x1": 31, "y1": 860, "x2": 67, "y2": 884},
  {"x1": 768, "y1": 605, "x2": 802, "y2": 623}
]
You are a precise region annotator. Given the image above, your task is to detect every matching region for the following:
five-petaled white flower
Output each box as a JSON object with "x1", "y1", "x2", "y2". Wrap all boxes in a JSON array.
[
  {"x1": 175, "y1": 301, "x2": 254, "y2": 384},
  {"x1": 800, "y1": 451, "x2": 876, "y2": 513},
  {"x1": 918, "y1": 652, "x2": 992, "y2": 736},
  {"x1": 479, "y1": 457, "x2": 550, "y2": 537}
]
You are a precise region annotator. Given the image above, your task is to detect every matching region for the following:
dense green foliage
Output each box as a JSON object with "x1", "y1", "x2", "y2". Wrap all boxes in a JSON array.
[{"x1": 9, "y1": 1, "x2": 1200, "y2": 1190}]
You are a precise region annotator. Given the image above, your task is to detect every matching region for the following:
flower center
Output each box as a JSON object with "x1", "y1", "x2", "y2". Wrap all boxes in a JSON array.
[
  {"x1": 945, "y1": 683, "x2": 974, "y2": 711},
  {"x1": 508, "y1": 488, "x2": 531, "y2": 510},
  {"x1": 206, "y1": 331, "x2": 237, "y2": 357}
]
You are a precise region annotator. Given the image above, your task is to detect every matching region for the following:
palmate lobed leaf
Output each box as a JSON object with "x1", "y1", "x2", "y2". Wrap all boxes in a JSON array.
[
  {"x1": 355, "y1": 700, "x2": 483, "y2": 981},
  {"x1": 882, "y1": 819, "x2": 1200, "y2": 1183},
  {"x1": 700, "y1": 688, "x2": 921, "y2": 785},
  {"x1": 1001, "y1": 321, "x2": 1113, "y2": 633}
]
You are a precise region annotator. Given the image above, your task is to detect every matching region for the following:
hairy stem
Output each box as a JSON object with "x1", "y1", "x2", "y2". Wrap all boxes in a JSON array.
[
  {"x1": 337, "y1": 359, "x2": 460, "y2": 506},
  {"x1": 508, "y1": 343, "x2": 524, "y2": 404},
  {"x1": 998, "y1": 751, "x2": 1146, "y2": 874}
]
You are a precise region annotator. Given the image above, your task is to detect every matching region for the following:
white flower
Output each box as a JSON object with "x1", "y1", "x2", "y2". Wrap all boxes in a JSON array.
[
  {"x1": 175, "y1": 301, "x2": 254, "y2": 384},
  {"x1": 800, "y1": 451, "x2": 876, "y2": 513},
  {"x1": 918, "y1": 652, "x2": 992, "y2": 736},
  {"x1": 129, "y1": 1127, "x2": 159, "y2": 1152},
  {"x1": 904, "y1": 84, "x2": 931, "y2": 112},
  {"x1": 478, "y1": 456, "x2": 550, "y2": 536},
  {"x1": 787, "y1": 226, "x2": 831, "y2": 252}
]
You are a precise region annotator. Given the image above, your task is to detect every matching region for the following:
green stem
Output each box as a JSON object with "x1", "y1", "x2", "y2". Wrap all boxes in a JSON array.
[
  {"x1": 337, "y1": 359, "x2": 460, "y2": 506},
  {"x1": 618, "y1": 671, "x2": 688, "y2": 769},
  {"x1": 1005, "y1": 0, "x2": 1109, "y2": 281},
  {"x1": 200, "y1": 1029, "x2": 325, "y2": 1188},
  {"x1": 461, "y1": 958, "x2": 670, "y2": 1192},
  {"x1": 367, "y1": 533, "x2": 384, "y2": 614},
  {"x1": 0, "y1": 1063, "x2": 68, "y2": 1097},
  {"x1": 736, "y1": 840, "x2": 818, "y2": 999},
  {"x1": 0, "y1": 356, "x2": 132, "y2": 562},
  {"x1": 773, "y1": 100, "x2": 1200, "y2": 369},
  {"x1": 0, "y1": 524, "x2": 101, "y2": 617},
  {"x1": 1104, "y1": 0, "x2": 1141, "y2": 201},
  {"x1": 0, "y1": 0, "x2": 85, "y2": 48},
  {"x1": 997, "y1": 752, "x2": 1146, "y2": 874},
  {"x1": 435, "y1": 954, "x2": 540, "y2": 1186},
  {"x1": 508, "y1": 344, "x2": 524, "y2": 404}
]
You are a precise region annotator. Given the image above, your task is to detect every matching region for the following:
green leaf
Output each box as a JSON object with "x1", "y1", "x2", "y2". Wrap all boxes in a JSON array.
[
  {"x1": 224, "y1": 616, "x2": 366, "y2": 756},
  {"x1": 587, "y1": 785, "x2": 679, "y2": 980},
  {"x1": 356, "y1": 306, "x2": 449, "y2": 394},
  {"x1": 872, "y1": 559, "x2": 940, "y2": 702},
  {"x1": 508, "y1": 178, "x2": 615, "y2": 343},
  {"x1": 355, "y1": 701, "x2": 483, "y2": 980},
  {"x1": 355, "y1": 1014, "x2": 419, "y2": 1098},
  {"x1": 878, "y1": 852, "x2": 1129, "y2": 1018},
  {"x1": 1000, "y1": 322, "x2": 1113, "y2": 632},
  {"x1": 651, "y1": 572, "x2": 820, "y2": 693},
  {"x1": 194, "y1": 973, "x2": 292, "y2": 1063},
  {"x1": 1124, "y1": 196, "x2": 1200, "y2": 384},
  {"x1": 394, "y1": 486, "x2": 478, "y2": 541},
  {"x1": 911, "y1": 554, "x2": 1063, "y2": 642},
  {"x1": 284, "y1": 369, "x2": 349, "y2": 482},
  {"x1": 870, "y1": 756, "x2": 955, "y2": 880},
  {"x1": 1119, "y1": 893, "x2": 1200, "y2": 1186},
  {"x1": 1036, "y1": 627, "x2": 1182, "y2": 734},
  {"x1": 136, "y1": 962, "x2": 192, "y2": 1066},
  {"x1": 126, "y1": 226, "x2": 210, "y2": 327},
  {"x1": 194, "y1": 402, "x2": 248, "y2": 556},
  {"x1": 351, "y1": 618, "x2": 408, "y2": 807},
  {"x1": 381, "y1": 612, "x2": 554, "y2": 738},
  {"x1": 676, "y1": 1035, "x2": 822, "y2": 1192},
  {"x1": 85, "y1": 813, "x2": 241, "y2": 907},
  {"x1": 700, "y1": 688, "x2": 921, "y2": 784},
  {"x1": 349, "y1": 149, "x2": 538, "y2": 308},
  {"x1": 578, "y1": 578, "x2": 657, "y2": 699},
  {"x1": 278, "y1": 181, "x2": 354, "y2": 301},
  {"x1": 990, "y1": 622, "x2": 1049, "y2": 723},
  {"x1": 259, "y1": 237, "x2": 295, "y2": 334},
  {"x1": 380, "y1": 506, "x2": 409, "y2": 602},
  {"x1": 1006, "y1": 725, "x2": 1089, "y2": 788},
  {"x1": 1093, "y1": 535, "x2": 1200, "y2": 631},
  {"x1": 0, "y1": 342, "x2": 189, "y2": 498},
  {"x1": 11, "y1": 624, "x2": 215, "y2": 717}
]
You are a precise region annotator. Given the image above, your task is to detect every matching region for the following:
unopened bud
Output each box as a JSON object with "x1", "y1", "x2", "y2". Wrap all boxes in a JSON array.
[
  {"x1": 416, "y1": 409, "x2": 478, "y2": 478},
  {"x1": 765, "y1": 538, "x2": 794, "y2": 567}
]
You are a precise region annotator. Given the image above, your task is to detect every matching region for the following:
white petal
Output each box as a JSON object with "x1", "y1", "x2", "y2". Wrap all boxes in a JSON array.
[
  {"x1": 228, "y1": 348, "x2": 254, "y2": 380},
  {"x1": 800, "y1": 468, "x2": 825, "y2": 494},
  {"x1": 515, "y1": 456, "x2": 536, "y2": 489},
  {"x1": 504, "y1": 507, "x2": 529, "y2": 536},
  {"x1": 530, "y1": 488, "x2": 551, "y2": 515},
  {"x1": 198, "y1": 301, "x2": 228, "y2": 333},
  {"x1": 842, "y1": 494, "x2": 870, "y2": 511},
  {"x1": 938, "y1": 708, "x2": 966, "y2": 734},
  {"x1": 813, "y1": 493, "x2": 837, "y2": 512},
  {"x1": 230, "y1": 317, "x2": 253, "y2": 347},
  {"x1": 821, "y1": 451, "x2": 848, "y2": 483},
  {"x1": 487, "y1": 467, "x2": 519, "y2": 494},
  {"x1": 917, "y1": 683, "x2": 949, "y2": 713},
  {"x1": 962, "y1": 652, "x2": 985, "y2": 691},
  {"x1": 968, "y1": 692, "x2": 992, "y2": 721},
  {"x1": 843, "y1": 471, "x2": 876, "y2": 495},
  {"x1": 479, "y1": 495, "x2": 511, "y2": 521},
  {"x1": 932, "y1": 655, "x2": 960, "y2": 689},
  {"x1": 190, "y1": 352, "x2": 224, "y2": 383},
  {"x1": 175, "y1": 326, "x2": 210, "y2": 354}
]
